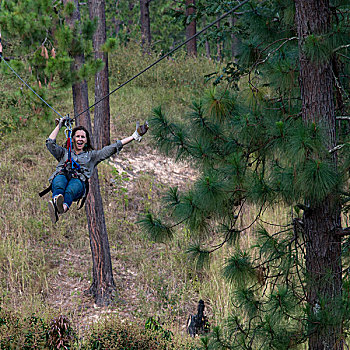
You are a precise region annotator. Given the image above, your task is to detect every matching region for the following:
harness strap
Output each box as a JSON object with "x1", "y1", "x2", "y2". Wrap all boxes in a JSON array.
[
  {"x1": 39, "y1": 184, "x2": 52, "y2": 197},
  {"x1": 65, "y1": 128, "x2": 81, "y2": 171},
  {"x1": 77, "y1": 180, "x2": 90, "y2": 210}
]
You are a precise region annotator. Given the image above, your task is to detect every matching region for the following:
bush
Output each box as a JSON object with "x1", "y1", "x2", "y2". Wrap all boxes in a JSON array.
[
  {"x1": 0, "y1": 308, "x2": 76, "y2": 350},
  {"x1": 0, "y1": 310, "x2": 47, "y2": 349},
  {"x1": 83, "y1": 316, "x2": 170, "y2": 350}
]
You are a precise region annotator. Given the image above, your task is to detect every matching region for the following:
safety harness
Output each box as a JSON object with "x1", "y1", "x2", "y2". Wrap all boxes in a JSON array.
[{"x1": 39, "y1": 116, "x2": 89, "y2": 209}]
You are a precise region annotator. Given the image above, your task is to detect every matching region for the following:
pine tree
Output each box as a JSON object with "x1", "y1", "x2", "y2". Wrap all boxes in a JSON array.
[
  {"x1": 140, "y1": 0, "x2": 350, "y2": 348},
  {"x1": 0, "y1": 0, "x2": 101, "y2": 104}
]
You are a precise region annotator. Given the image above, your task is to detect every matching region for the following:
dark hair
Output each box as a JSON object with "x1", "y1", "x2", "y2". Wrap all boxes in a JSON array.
[{"x1": 70, "y1": 125, "x2": 94, "y2": 151}]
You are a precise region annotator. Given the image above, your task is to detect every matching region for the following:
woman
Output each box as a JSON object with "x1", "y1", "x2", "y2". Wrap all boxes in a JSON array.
[{"x1": 46, "y1": 116, "x2": 148, "y2": 223}]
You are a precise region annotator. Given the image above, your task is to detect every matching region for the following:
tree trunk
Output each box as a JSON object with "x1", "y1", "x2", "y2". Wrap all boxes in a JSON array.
[
  {"x1": 87, "y1": 0, "x2": 116, "y2": 306},
  {"x1": 140, "y1": 0, "x2": 151, "y2": 53},
  {"x1": 230, "y1": 15, "x2": 238, "y2": 60},
  {"x1": 88, "y1": 0, "x2": 110, "y2": 148},
  {"x1": 127, "y1": 0, "x2": 135, "y2": 37},
  {"x1": 185, "y1": 0, "x2": 197, "y2": 57},
  {"x1": 202, "y1": 18, "x2": 210, "y2": 59},
  {"x1": 63, "y1": 0, "x2": 115, "y2": 307},
  {"x1": 112, "y1": 0, "x2": 122, "y2": 37},
  {"x1": 85, "y1": 171, "x2": 116, "y2": 305},
  {"x1": 294, "y1": 0, "x2": 343, "y2": 348},
  {"x1": 63, "y1": 0, "x2": 91, "y2": 130},
  {"x1": 216, "y1": 15, "x2": 221, "y2": 62}
]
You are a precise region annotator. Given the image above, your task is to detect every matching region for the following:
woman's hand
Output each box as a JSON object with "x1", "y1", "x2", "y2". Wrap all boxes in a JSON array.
[
  {"x1": 55, "y1": 115, "x2": 70, "y2": 130},
  {"x1": 132, "y1": 121, "x2": 149, "y2": 142}
]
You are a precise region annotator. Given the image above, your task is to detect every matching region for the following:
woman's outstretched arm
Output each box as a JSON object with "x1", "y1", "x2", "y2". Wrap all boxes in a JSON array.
[
  {"x1": 48, "y1": 124, "x2": 60, "y2": 140},
  {"x1": 121, "y1": 135, "x2": 134, "y2": 145},
  {"x1": 48, "y1": 117, "x2": 68, "y2": 140}
]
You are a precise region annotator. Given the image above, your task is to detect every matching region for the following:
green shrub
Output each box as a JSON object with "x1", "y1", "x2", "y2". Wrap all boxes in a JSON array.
[
  {"x1": 0, "y1": 310, "x2": 47, "y2": 349},
  {"x1": 83, "y1": 316, "x2": 170, "y2": 350},
  {"x1": 0, "y1": 308, "x2": 76, "y2": 350}
]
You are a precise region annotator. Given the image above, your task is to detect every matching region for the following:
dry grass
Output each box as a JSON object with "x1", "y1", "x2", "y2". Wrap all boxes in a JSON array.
[{"x1": 0, "y1": 45, "x2": 223, "y2": 346}]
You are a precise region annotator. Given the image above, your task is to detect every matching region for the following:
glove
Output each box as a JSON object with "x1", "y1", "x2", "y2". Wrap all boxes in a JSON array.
[
  {"x1": 132, "y1": 121, "x2": 149, "y2": 142},
  {"x1": 55, "y1": 115, "x2": 70, "y2": 129}
]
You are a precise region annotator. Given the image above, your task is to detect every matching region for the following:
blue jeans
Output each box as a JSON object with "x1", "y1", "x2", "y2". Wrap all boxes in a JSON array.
[{"x1": 52, "y1": 174, "x2": 85, "y2": 208}]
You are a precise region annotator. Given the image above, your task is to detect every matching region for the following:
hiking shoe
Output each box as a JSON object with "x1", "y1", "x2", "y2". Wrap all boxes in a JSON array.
[
  {"x1": 48, "y1": 200, "x2": 58, "y2": 224},
  {"x1": 55, "y1": 194, "x2": 65, "y2": 214}
]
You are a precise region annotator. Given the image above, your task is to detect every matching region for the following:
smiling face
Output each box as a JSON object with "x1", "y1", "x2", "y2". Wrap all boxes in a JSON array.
[{"x1": 72, "y1": 130, "x2": 87, "y2": 154}]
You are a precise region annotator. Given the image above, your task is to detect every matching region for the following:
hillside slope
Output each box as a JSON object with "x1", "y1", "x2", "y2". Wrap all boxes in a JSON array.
[{"x1": 0, "y1": 48, "x2": 219, "y2": 341}]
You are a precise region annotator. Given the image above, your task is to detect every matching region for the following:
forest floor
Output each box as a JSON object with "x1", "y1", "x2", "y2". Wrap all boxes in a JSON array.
[{"x1": 45, "y1": 145, "x2": 199, "y2": 336}]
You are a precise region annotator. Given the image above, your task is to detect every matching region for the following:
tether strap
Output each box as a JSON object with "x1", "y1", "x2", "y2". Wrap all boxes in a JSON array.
[
  {"x1": 65, "y1": 124, "x2": 81, "y2": 171},
  {"x1": 39, "y1": 184, "x2": 52, "y2": 197}
]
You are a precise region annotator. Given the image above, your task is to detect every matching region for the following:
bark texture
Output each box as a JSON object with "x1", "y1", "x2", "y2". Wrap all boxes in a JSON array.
[
  {"x1": 294, "y1": 0, "x2": 343, "y2": 348},
  {"x1": 140, "y1": 0, "x2": 151, "y2": 53},
  {"x1": 85, "y1": 171, "x2": 116, "y2": 305},
  {"x1": 87, "y1": 0, "x2": 115, "y2": 306},
  {"x1": 66, "y1": 0, "x2": 115, "y2": 306},
  {"x1": 216, "y1": 15, "x2": 221, "y2": 62},
  {"x1": 88, "y1": 0, "x2": 110, "y2": 148},
  {"x1": 185, "y1": 0, "x2": 197, "y2": 57},
  {"x1": 63, "y1": 0, "x2": 92, "y2": 131}
]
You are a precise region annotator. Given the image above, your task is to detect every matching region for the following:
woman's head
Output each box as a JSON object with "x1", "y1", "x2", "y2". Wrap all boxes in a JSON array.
[{"x1": 71, "y1": 125, "x2": 94, "y2": 153}]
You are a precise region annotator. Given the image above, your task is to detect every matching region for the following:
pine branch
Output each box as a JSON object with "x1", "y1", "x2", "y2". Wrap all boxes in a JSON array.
[
  {"x1": 258, "y1": 37, "x2": 298, "y2": 66},
  {"x1": 338, "y1": 53, "x2": 350, "y2": 61},
  {"x1": 329, "y1": 144, "x2": 346, "y2": 153},
  {"x1": 248, "y1": 37, "x2": 298, "y2": 92},
  {"x1": 334, "y1": 43, "x2": 350, "y2": 52},
  {"x1": 335, "y1": 227, "x2": 350, "y2": 237},
  {"x1": 336, "y1": 116, "x2": 350, "y2": 120},
  {"x1": 332, "y1": 68, "x2": 350, "y2": 103}
]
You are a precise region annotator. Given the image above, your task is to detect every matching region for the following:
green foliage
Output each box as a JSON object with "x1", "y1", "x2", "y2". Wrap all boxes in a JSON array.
[
  {"x1": 186, "y1": 244, "x2": 210, "y2": 270},
  {"x1": 138, "y1": 213, "x2": 173, "y2": 243},
  {"x1": 145, "y1": 316, "x2": 174, "y2": 341},
  {"x1": 63, "y1": 0, "x2": 76, "y2": 17},
  {"x1": 82, "y1": 316, "x2": 170, "y2": 350},
  {"x1": 0, "y1": 309, "x2": 77, "y2": 350},
  {"x1": 139, "y1": 0, "x2": 350, "y2": 348},
  {"x1": 101, "y1": 38, "x2": 118, "y2": 53},
  {"x1": 0, "y1": 0, "x2": 101, "y2": 92},
  {"x1": 303, "y1": 34, "x2": 333, "y2": 63},
  {"x1": 223, "y1": 251, "x2": 256, "y2": 287}
]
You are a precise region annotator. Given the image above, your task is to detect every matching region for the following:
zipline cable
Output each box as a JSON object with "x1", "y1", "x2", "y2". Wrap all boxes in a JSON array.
[
  {"x1": 0, "y1": 53, "x2": 64, "y2": 118},
  {"x1": 73, "y1": 0, "x2": 250, "y2": 120},
  {"x1": 0, "y1": 0, "x2": 249, "y2": 122}
]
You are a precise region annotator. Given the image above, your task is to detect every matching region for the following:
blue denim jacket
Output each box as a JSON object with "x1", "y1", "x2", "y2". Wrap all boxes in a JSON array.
[{"x1": 46, "y1": 138, "x2": 123, "y2": 183}]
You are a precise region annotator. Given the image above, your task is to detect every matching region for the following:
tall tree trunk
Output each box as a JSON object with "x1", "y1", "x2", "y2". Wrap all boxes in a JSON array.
[
  {"x1": 85, "y1": 171, "x2": 116, "y2": 306},
  {"x1": 202, "y1": 18, "x2": 210, "y2": 59},
  {"x1": 112, "y1": 0, "x2": 122, "y2": 37},
  {"x1": 62, "y1": 0, "x2": 92, "y2": 148},
  {"x1": 295, "y1": 0, "x2": 343, "y2": 348},
  {"x1": 185, "y1": 0, "x2": 197, "y2": 57},
  {"x1": 88, "y1": 0, "x2": 110, "y2": 148},
  {"x1": 63, "y1": 0, "x2": 115, "y2": 307},
  {"x1": 216, "y1": 15, "x2": 221, "y2": 62},
  {"x1": 230, "y1": 15, "x2": 238, "y2": 60},
  {"x1": 139, "y1": 0, "x2": 151, "y2": 53},
  {"x1": 87, "y1": 0, "x2": 116, "y2": 306},
  {"x1": 127, "y1": 0, "x2": 135, "y2": 37}
]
